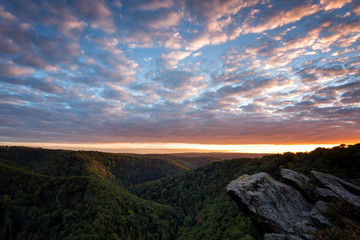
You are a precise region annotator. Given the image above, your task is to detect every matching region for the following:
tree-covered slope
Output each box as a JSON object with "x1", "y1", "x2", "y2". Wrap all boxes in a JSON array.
[
  {"x1": 0, "y1": 160, "x2": 183, "y2": 240},
  {"x1": 131, "y1": 144, "x2": 360, "y2": 240},
  {"x1": 0, "y1": 144, "x2": 359, "y2": 240},
  {"x1": 0, "y1": 146, "x2": 188, "y2": 240},
  {"x1": 0, "y1": 146, "x2": 187, "y2": 186},
  {"x1": 144, "y1": 153, "x2": 265, "y2": 169}
]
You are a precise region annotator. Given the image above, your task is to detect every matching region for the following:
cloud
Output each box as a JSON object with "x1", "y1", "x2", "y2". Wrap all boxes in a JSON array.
[
  {"x1": 0, "y1": 0, "x2": 359, "y2": 146},
  {"x1": 45, "y1": 13, "x2": 87, "y2": 38},
  {"x1": 320, "y1": 0, "x2": 352, "y2": 11},
  {"x1": 161, "y1": 50, "x2": 192, "y2": 68},
  {"x1": 115, "y1": 2, "x2": 187, "y2": 50},
  {"x1": 192, "y1": 51, "x2": 202, "y2": 57},
  {"x1": 102, "y1": 84, "x2": 132, "y2": 102},
  {"x1": 184, "y1": 0, "x2": 259, "y2": 22},
  {"x1": 154, "y1": 69, "x2": 193, "y2": 89},
  {"x1": 70, "y1": 0, "x2": 115, "y2": 33},
  {"x1": 186, "y1": 33, "x2": 211, "y2": 51},
  {"x1": 84, "y1": 36, "x2": 139, "y2": 84},
  {"x1": 13, "y1": 54, "x2": 58, "y2": 71},
  {"x1": 164, "y1": 32, "x2": 184, "y2": 49},
  {"x1": 243, "y1": 3, "x2": 321, "y2": 35},
  {"x1": 0, "y1": 75, "x2": 63, "y2": 95},
  {"x1": 183, "y1": 0, "x2": 259, "y2": 50},
  {"x1": 137, "y1": 0, "x2": 174, "y2": 10},
  {"x1": 0, "y1": 5, "x2": 16, "y2": 20},
  {"x1": 0, "y1": 36, "x2": 19, "y2": 55},
  {"x1": 28, "y1": 77, "x2": 64, "y2": 94},
  {"x1": 353, "y1": 3, "x2": 360, "y2": 14},
  {"x1": 0, "y1": 10, "x2": 34, "y2": 45},
  {"x1": 146, "y1": 11, "x2": 181, "y2": 29},
  {"x1": 0, "y1": 61, "x2": 34, "y2": 76},
  {"x1": 340, "y1": 88, "x2": 360, "y2": 104}
]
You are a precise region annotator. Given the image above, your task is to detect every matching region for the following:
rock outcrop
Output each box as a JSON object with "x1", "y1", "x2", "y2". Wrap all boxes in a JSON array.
[
  {"x1": 264, "y1": 233, "x2": 303, "y2": 240},
  {"x1": 311, "y1": 171, "x2": 360, "y2": 207},
  {"x1": 227, "y1": 169, "x2": 360, "y2": 239},
  {"x1": 227, "y1": 173, "x2": 317, "y2": 238},
  {"x1": 280, "y1": 168, "x2": 316, "y2": 203}
]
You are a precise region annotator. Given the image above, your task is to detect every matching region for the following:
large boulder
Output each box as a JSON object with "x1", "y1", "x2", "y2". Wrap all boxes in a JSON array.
[
  {"x1": 226, "y1": 173, "x2": 318, "y2": 237},
  {"x1": 311, "y1": 171, "x2": 360, "y2": 207},
  {"x1": 281, "y1": 168, "x2": 316, "y2": 203},
  {"x1": 227, "y1": 170, "x2": 360, "y2": 239}
]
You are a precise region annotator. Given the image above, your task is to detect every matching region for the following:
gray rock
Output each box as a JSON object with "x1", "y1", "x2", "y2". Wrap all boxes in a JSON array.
[
  {"x1": 264, "y1": 233, "x2": 303, "y2": 240},
  {"x1": 326, "y1": 184, "x2": 360, "y2": 207},
  {"x1": 227, "y1": 173, "x2": 318, "y2": 236},
  {"x1": 315, "y1": 187, "x2": 339, "y2": 201},
  {"x1": 310, "y1": 203, "x2": 333, "y2": 229},
  {"x1": 311, "y1": 171, "x2": 360, "y2": 195},
  {"x1": 314, "y1": 201, "x2": 328, "y2": 213},
  {"x1": 311, "y1": 171, "x2": 360, "y2": 207},
  {"x1": 344, "y1": 178, "x2": 360, "y2": 187},
  {"x1": 281, "y1": 168, "x2": 316, "y2": 202}
]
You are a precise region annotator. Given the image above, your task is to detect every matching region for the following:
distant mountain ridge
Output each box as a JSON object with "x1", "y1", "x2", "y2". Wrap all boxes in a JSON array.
[
  {"x1": 144, "y1": 152, "x2": 266, "y2": 169},
  {"x1": 0, "y1": 146, "x2": 187, "y2": 186}
]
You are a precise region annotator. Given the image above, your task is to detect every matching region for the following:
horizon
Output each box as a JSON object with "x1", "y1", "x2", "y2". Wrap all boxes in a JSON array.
[
  {"x1": 0, "y1": 142, "x2": 347, "y2": 154},
  {"x1": 1, "y1": 0, "x2": 359, "y2": 148}
]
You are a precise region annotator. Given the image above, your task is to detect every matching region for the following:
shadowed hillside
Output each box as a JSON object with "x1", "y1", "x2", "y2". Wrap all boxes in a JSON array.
[
  {"x1": 1, "y1": 144, "x2": 359, "y2": 239},
  {"x1": 0, "y1": 161, "x2": 183, "y2": 240},
  {"x1": 0, "y1": 146, "x2": 187, "y2": 240}
]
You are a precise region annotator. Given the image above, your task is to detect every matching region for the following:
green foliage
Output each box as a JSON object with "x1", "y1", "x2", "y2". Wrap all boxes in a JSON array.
[
  {"x1": 0, "y1": 146, "x2": 187, "y2": 186},
  {"x1": 0, "y1": 146, "x2": 187, "y2": 240},
  {"x1": 0, "y1": 161, "x2": 182, "y2": 240},
  {"x1": 0, "y1": 144, "x2": 359, "y2": 239}
]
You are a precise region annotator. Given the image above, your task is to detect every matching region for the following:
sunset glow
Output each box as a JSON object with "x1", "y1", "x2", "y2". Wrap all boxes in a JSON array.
[
  {"x1": 0, "y1": 142, "x2": 342, "y2": 154},
  {"x1": 0, "y1": 0, "x2": 359, "y2": 152}
]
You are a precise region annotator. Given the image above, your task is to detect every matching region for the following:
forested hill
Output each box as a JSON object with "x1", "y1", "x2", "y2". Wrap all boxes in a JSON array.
[
  {"x1": 1, "y1": 144, "x2": 360, "y2": 239},
  {"x1": 0, "y1": 146, "x2": 187, "y2": 186},
  {"x1": 0, "y1": 146, "x2": 187, "y2": 240},
  {"x1": 143, "y1": 152, "x2": 266, "y2": 169},
  {"x1": 0, "y1": 160, "x2": 183, "y2": 240}
]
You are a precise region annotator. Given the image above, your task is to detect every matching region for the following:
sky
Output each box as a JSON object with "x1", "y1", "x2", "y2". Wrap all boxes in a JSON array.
[{"x1": 0, "y1": 0, "x2": 359, "y2": 153}]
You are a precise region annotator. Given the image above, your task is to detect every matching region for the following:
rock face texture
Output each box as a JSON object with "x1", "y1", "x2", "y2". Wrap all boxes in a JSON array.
[
  {"x1": 311, "y1": 171, "x2": 360, "y2": 207},
  {"x1": 227, "y1": 173, "x2": 316, "y2": 237},
  {"x1": 280, "y1": 168, "x2": 316, "y2": 203},
  {"x1": 226, "y1": 169, "x2": 360, "y2": 240}
]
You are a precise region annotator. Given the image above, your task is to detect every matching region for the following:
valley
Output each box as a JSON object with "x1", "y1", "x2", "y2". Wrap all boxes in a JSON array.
[{"x1": 1, "y1": 144, "x2": 359, "y2": 239}]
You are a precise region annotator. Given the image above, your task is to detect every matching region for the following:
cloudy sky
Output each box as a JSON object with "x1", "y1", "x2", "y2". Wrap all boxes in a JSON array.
[{"x1": 0, "y1": 0, "x2": 359, "y2": 152}]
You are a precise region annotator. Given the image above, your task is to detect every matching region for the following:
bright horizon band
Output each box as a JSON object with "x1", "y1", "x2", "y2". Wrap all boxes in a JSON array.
[{"x1": 0, "y1": 142, "x2": 344, "y2": 154}]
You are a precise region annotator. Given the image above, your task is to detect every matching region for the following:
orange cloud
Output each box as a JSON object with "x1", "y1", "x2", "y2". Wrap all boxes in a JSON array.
[
  {"x1": 353, "y1": 3, "x2": 360, "y2": 14},
  {"x1": 147, "y1": 11, "x2": 181, "y2": 29},
  {"x1": 320, "y1": 0, "x2": 352, "y2": 11},
  {"x1": 245, "y1": 3, "x2": 321, "y2": 34}
]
